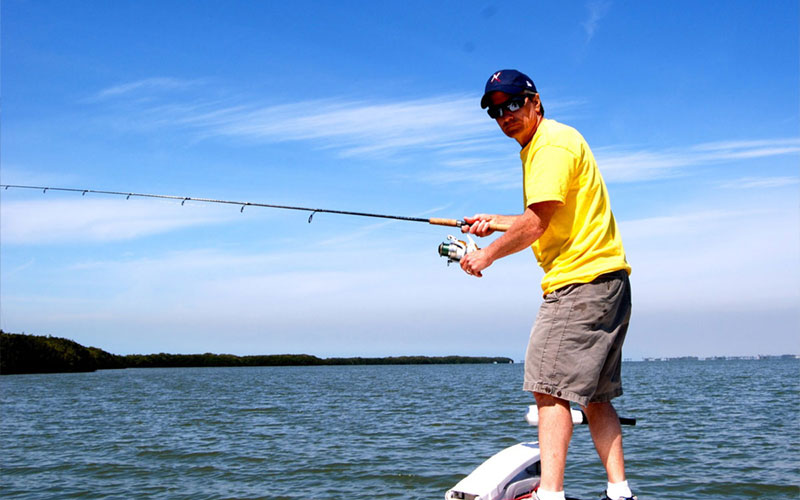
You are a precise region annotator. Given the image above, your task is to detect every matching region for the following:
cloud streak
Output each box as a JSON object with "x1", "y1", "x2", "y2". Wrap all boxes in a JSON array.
[
  {"x1": 89, "y1": 81, "x2": 585, "y2": 161},
  {"x1": 595, "y1": 138, "x2": 800, "y2": 182},
  {"x1": 423, "y1": 138, "x2": 800, "y2": 187},
  {"x1": 0, "y1": 198, "x2": 233, "y2": 244},
  {"x1": 87, "y1": 79, "x2": 800, "y2": 186},
  {"x1": 199, "y1": 96, "x2": 491, "y2": 157},
  {"x1": 583, "y1": 1, "x2": 611, "y2": 42},
  {"x1": 92, "y1": 77, "x2": 203, "y2": 100},
  {"x1": 4, "y1": 199, "x2": 797, "y2": 356},
  {"x1": 619, "y1": 202, "x2": 799, "y2": 315},
  {"x1": 717, "y1": 176, "x2": 800, "y2": 189}
]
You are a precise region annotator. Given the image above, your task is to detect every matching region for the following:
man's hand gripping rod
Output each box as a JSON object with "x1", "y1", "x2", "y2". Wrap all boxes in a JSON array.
[{"x1": 428, "y1": 217, "x2": 510, "y2": 233}]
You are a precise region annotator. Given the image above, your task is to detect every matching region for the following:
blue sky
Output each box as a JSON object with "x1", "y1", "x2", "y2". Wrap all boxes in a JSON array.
[{"x1": 2, "y1": 0, "x2": 798, "y2": 359}]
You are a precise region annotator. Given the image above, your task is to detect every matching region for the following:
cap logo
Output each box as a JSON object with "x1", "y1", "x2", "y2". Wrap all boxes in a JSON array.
[{"x1": 491, "y1": 72, "x2": 502, "y2": 83}]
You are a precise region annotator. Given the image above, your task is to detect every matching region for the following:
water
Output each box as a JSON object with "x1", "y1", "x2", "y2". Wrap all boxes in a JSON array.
[{"x1": 1, "y1": 360, "x2": 798, "y2": 499}]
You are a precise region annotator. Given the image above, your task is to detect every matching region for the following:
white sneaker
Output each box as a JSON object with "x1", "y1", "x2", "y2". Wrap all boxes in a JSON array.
[{"x1": 602, "y1": 492, "x2": 638, "y2": 500}]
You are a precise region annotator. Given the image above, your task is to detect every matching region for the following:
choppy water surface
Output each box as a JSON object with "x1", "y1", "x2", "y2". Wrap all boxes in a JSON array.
[{"x1": 1, "y1": 360, "x2": 798, "y2": 499}]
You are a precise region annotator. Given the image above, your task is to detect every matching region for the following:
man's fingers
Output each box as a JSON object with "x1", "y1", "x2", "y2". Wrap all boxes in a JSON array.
[
  {"x1": 462, "y1": 215, "x2": 479, "y2": 233},
  {"x1": 470, "y1": 220, "x2": 495, "y2": 237},
  {"x1": 462, "y1": 214, "x2": 497, "y2": 236}
]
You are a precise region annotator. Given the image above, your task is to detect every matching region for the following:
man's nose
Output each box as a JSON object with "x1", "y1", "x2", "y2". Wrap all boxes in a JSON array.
[{"x1": 498, "y1": 112, "x2": 514, "y2": 125}]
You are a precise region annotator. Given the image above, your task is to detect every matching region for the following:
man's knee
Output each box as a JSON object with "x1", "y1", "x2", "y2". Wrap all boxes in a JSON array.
[
  {"x1": 582, "y1": 401, "x2": 621, "y2": 426},
  {"x1": 582, "y1": 401, "x2": 616, "y2": 413}
]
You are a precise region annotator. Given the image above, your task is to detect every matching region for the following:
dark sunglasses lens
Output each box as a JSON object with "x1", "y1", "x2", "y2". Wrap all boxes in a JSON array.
[{"x1": 487, "y1": 97, "x2": 525, "y2": 119}]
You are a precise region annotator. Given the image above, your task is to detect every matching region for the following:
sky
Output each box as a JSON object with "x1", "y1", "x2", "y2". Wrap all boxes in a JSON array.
[{"x1": 1, "y1": 0, "x2": 798, "y2": 360}]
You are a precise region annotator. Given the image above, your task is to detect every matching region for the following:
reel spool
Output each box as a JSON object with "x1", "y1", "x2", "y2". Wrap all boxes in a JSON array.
[{"x1": 438, "y1": 234, "x2": 479, "y2": 265}]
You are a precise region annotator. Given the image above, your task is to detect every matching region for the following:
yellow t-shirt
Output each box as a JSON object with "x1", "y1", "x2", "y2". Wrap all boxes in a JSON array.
[{"x1": 521, "y1": 118, "x2": 630, "y2": 295}]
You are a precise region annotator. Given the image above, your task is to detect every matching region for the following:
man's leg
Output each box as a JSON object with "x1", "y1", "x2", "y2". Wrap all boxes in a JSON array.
[
  {"x1": 534, "y1": 392, "x2": 573, "y2": 492},
  {"x1": 583, "y1": 401, "x2": 626, "y2": 483}
]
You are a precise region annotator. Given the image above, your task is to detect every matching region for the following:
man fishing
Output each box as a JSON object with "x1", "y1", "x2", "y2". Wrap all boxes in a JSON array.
[{"x1": 460, "y1": 69, "x2": 636, "y2": 500}]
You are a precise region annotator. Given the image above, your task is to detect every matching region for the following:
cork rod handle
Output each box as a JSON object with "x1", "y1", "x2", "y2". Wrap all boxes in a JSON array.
[{"x1": 427, "y1": 218, "x2": 510, "y2": 232}]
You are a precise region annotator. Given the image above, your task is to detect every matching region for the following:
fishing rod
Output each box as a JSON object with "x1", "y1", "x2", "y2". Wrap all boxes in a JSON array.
[{"x1": 1, "y1": 183, "x2": 509, "y2": 263}]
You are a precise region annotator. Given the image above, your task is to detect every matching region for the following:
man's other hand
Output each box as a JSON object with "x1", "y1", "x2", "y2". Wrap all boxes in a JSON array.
[{"x1": 460, "y1": 248, "x2": 493, "y2": 278}]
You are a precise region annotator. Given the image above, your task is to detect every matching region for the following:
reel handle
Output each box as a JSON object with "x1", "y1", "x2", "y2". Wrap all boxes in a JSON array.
[{"x1": 428, "y1": 218, "x2": 510, "y2": 232}]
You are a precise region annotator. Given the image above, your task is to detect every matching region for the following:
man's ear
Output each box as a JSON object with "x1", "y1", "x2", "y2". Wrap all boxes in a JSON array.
[{"x1": 530, "y1": 94, "x2": 542, "y2": 114}]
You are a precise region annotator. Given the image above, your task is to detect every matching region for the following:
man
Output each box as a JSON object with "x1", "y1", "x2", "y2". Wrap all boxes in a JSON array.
[{"x1": 460, "y1": 69, "x2": 636, "y2": 500}]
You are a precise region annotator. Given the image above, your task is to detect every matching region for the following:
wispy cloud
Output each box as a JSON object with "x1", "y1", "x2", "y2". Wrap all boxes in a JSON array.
[
  {"x1": 0, "y1": 198, "x2": 233, "y2": 244},
  {"x1": 595, "y1": 138, "x2": 800, "y2": 182},
  {"x1": 198, "y1": 96, "x2": 491, "y2": 157},
  {"x1": 0, "y1": 192, "x2": 452, "y2": 247},
  {"x1": 418, "y1": 154, "x2": 521, "y2": 189},
  {"x1": 0, "y1": 165, "x2": 82, "y2": 187},
  {"x1": 718, "y1": 176, "x2": 800, "y2": 189},
  {"x1": 620, "y1": 203, "x2": 799, "y2": 310},
  {"x1": 92, "y1": 77, "x2": 202, "y2": 100},
  {"x1": 583, "y1": 1, "x2": 611, "y2": 42},
  {"x1": 86, "y1": 79, "x2": 800, "y2": 187},
  {"x1": 89, "y1": 80, "x2": 582, "y2": 162},
  {"x1": 6, "y1": 201, "x2": 797, "y2": 356}
]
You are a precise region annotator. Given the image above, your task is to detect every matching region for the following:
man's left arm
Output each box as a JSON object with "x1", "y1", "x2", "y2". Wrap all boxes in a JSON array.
[{"x1": 460, "y1": 201, "x2": 558, "y2": 277}]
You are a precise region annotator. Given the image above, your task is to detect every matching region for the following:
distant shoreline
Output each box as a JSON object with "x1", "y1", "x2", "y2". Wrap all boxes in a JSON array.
[
  {"x1": 0, "y1": 332, "x2": 514, "y2": 375},
  {"x1": 1, "y1": 331, "x2": 796, "y2": 376},
  {"x1": 637, "y1": 354, "x2": 799, "y2": 362}
]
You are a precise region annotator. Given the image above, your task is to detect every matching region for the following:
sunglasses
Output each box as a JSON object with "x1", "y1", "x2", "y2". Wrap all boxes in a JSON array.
[{"x1": 487, "y1": 96, "x2": 528, "y2": 119}]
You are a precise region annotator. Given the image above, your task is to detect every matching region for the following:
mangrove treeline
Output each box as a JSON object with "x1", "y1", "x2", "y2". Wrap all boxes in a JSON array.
[{"x1": 0, "y1": 332, "x2": 513, "y2": 375}]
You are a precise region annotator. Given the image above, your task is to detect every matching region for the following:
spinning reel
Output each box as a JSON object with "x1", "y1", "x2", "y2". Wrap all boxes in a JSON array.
[{"x1": 437, "y1": 234, "x2": 479, "y2": 265}]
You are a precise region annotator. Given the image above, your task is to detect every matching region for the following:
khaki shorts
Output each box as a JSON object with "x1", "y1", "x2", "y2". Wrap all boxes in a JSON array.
[{"x1": 523, "y1": 270, "x2": 631, "y2": 407}]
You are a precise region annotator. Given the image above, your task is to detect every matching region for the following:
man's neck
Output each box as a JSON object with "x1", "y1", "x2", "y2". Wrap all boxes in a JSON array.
[{"x1": 517, "y1": 115, "x2": 543, "y2": 148}]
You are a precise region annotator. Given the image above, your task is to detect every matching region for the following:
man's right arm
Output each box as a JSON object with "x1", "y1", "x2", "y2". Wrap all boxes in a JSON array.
[{"x1": 459, "y1": 202, "x2": 558, "y2": 277}]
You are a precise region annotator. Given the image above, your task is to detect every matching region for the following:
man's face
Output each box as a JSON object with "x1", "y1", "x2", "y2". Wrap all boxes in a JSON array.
[{"x1": 489, "y1": 91, "x2": 541, "y2": 146}]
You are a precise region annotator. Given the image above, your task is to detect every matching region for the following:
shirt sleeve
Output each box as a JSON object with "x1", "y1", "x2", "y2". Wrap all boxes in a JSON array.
[{"x1": 523, "y1": 145, "x2": 575, "y2": 208}]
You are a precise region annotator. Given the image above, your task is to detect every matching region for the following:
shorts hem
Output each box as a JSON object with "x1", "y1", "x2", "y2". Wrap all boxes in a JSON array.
[
  {"x1": 523, "y1": 381, "x2": 590, "y2": 407},
  {"x1": 523, "y1": 383, "x2": 623, "y2": 407},
  {"x1": 588, "y1": 388, "x2": 623, "y2": 404}
]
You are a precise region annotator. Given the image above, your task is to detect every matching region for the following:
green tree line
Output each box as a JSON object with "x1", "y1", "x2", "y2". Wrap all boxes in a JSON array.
[{"x1": 0, "y1": 331, "x2": 512, "y2": 375}]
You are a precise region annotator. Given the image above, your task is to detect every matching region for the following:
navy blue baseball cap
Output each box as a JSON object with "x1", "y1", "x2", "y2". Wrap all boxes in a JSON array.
[{"x1": 480, "y1": 69, "x2": 537, "y2": 109}]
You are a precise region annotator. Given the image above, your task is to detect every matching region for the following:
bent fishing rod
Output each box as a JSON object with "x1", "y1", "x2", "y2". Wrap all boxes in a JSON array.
[{"x1": 1, "y1": 183, "x2": 509, "y2": 264}]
